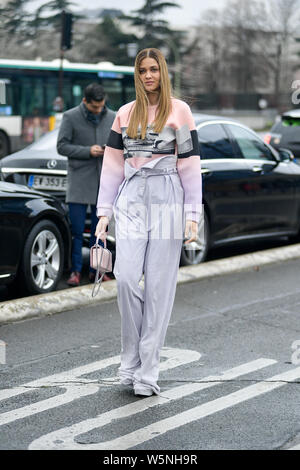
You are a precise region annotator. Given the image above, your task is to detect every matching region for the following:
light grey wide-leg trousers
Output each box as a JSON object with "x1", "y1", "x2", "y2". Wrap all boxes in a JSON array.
[{"x1": 113, "y1": 156, "x2": 184, "y2": 395}]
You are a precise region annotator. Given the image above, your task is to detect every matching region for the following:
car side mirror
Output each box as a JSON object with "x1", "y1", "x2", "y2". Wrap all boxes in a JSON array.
[{"x1": 278, "y1": 147, "x2": 295, "y2": 162}]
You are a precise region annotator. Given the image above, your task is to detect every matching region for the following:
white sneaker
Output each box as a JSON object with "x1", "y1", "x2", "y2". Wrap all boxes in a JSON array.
[
  {"x1": 120, "y1": 378, "x2": 133, "y2": 386},
  {"x1": 134, "y1": 386, "x2": 154, "y2": 397}
]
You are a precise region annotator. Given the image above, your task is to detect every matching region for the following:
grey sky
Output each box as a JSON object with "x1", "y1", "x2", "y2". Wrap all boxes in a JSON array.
[{"x1": 27, "y1": 0, "x2": 228, "y2": 27}]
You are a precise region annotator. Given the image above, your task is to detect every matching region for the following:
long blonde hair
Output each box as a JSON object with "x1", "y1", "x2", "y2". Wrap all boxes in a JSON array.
[{"x1": 126, "y1": 48, "x2": 172, "y2": 139}]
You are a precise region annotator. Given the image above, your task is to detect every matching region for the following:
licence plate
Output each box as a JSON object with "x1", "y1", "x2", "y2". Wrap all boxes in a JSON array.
[{"x1": 28, "y1": 175, "x2": 67, "y2": 191}]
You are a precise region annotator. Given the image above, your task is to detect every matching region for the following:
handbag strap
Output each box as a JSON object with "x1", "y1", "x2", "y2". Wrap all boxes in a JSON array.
[
  {"x1": 91, "y1": 234, "x2": 107, "y2": 298},
  {"x1": 91, "y1": 272, "x2": 105, "y2": 298}
]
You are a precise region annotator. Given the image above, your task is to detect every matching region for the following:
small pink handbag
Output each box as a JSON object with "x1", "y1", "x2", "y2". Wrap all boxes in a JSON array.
[{"x1": 90, "y1": 235, "x2": 113, "y2": 297}]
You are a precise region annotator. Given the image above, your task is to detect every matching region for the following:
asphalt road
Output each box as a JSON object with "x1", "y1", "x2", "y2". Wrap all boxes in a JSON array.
[
  {"x1": 0, "y1": 257, "x2": 299, "y2": 450},
  {"x1": 0, "y1": 236, "x2": 293, "y2": 303}
]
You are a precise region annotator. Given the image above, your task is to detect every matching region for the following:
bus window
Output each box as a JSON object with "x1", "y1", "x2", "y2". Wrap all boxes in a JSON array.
[
  {"x1": 0, "y1": 79, "x2": 13, "y2": 115},
  {"x1": 45, "y1": 76, "x2": 59, "y2": 115},
  {"x1": 101, "y1": 79, "x2": 122, "y2": 110},
  {"x1": 20, "y1": 77, "x2": 44, "y2": 116},
  {"x1": 124, "y1": 81, "x2": 135, "y2": 104},
  {"x1": 61, "y1": 78, "x2": 73, "y2": 111},
  {"x1": 72, "y1": 84, "x2": 82, "y2": 106}
]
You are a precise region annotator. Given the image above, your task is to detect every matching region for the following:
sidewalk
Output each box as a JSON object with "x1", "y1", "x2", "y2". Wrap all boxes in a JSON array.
[{"x1": 1, "y1": 242, "x2": 300, "y2": 325}]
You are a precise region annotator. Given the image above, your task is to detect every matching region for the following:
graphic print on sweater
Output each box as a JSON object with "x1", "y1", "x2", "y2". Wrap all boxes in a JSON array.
[{"x1": 121, "y1": 125, "x2": 177, "y2": 159}]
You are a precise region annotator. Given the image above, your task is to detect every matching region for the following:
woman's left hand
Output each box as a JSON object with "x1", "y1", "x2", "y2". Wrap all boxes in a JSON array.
[{"x1": 184, "y1": 220, "x2": 198, "y2": 244}]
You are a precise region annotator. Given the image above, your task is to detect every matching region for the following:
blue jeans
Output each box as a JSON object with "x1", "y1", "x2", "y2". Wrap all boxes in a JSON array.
[{"x1": 68, "y1": 203, "x2": 104, "y2": 273}]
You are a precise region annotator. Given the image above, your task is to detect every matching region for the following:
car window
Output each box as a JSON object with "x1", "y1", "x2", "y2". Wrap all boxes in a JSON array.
[
  {"x1": 197, "y1": 123, "x2": 235, "y2": 159},
  {"x1": 270, "y1": 122, "x2": 284, "y2": 133},
  {"x1": 282, "y1": 116, "x2": 300, "y2": 127},
  {"x1": 227, "y1": 124, "x2": 275, "y2": 162}
]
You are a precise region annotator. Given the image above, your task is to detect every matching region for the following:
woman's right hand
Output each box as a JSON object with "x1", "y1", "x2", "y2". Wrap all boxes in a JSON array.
[{"x1": 95, "y1": 216, "x2": 109, "y2": 242}]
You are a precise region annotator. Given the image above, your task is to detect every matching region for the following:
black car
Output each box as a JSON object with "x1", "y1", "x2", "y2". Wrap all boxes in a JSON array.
[
  {"x1": 0, "y1": 181, "x2": 71, "y2": 295},
  {"x1": 264, "y1": 109, "x2": 300, "y2": 160},
  {"x1": 1, "y1": 116, "x2": 300, "y2": 268},
  {"x1": 180, "y1": 114, "x2": 300, "y2": 265}
]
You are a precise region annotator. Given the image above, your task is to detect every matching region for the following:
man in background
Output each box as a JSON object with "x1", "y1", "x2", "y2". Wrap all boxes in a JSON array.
[{"x1": 57, "y1": 83, "x2": 115, "y2": 286}]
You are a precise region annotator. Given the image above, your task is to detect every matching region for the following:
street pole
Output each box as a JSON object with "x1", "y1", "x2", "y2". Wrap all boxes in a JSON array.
[
  {"x1": 57, "y1": 10, "x2": 73, "y2": 112},
  {"x1": 58, "y1": 48, "x2": 64, "y2": 110},
  {"x1": 57, "y1": 11, "x2": 66, "y2": 112}
]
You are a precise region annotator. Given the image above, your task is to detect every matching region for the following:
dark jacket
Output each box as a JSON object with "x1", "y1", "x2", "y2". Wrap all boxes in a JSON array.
[{"x1": 57, "y1": 102, "x2": 115, "y2": 205}]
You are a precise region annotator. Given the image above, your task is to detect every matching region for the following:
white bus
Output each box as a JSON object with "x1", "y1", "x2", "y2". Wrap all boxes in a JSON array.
[{"x1": 0, "y1": 58, "x2": 135, "y2": 158}]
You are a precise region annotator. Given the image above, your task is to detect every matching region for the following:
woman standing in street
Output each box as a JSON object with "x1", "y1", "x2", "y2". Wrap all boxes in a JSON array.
[{"x1": 95, "y1": 48, "x2": 202, "y2": 397}]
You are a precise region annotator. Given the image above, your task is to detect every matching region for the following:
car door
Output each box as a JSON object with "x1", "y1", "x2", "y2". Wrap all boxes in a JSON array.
[
  {"x1": 225, "y1": 123, "x2": 298, "y2": 234},
  {"x1": 0, "y1": 183, "x2": 24, "y2": 279},
  {"x1": 198, "y1": 121, "x2": 259, "y2": 244}
]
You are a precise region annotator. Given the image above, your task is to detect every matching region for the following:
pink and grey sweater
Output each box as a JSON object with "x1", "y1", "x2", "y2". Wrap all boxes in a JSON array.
[{"x1": 96, "y1": 97, "x2": 202, "y2": 222}]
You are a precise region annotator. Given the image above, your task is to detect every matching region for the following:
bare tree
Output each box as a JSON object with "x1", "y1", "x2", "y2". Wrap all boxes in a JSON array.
[
  {"x1": 221, "y1": 0, "x2": 269, "y2": 93},
  {"x1": 183, "y1": 0, "x2": 300, "y2": 107},
  {"x1": 183, "y1": 0, "x2": 269, "y2": 98},
  {"x1": 199, "y1": 9, "x2": 224, "y2": 93},
  {"x1": 264, "y1": 0, "x2": 300, "y2": 98},
  {"x1": 222, "y1": 0, "x2": 300, "y2": 98}
]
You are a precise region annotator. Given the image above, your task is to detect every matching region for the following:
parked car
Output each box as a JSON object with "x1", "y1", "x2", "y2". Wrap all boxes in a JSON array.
[
  {"x1": 1, "y1": 116, "x2": 300, "y2": 268},
  {"x1": 264, "y1": 109, "x2": 300, "y2": 160},
  {"x1": 0, "y1": 129, "x2": 66, "y2": 199},
  {"x1": 0, "y1": 181, "x2": 71, "y2": 295},
  {"x1": 180, "y1": 114, "x2": 300, "y2": 265}
]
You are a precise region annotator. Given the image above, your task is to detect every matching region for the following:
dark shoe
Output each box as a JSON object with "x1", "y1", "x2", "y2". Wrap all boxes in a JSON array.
[
  {"x1": 102, "y1": 274, "x2": 111, "y2": 282},
  {"x1": 67, "y1": 271, "x2": 81, "y2": 286}
]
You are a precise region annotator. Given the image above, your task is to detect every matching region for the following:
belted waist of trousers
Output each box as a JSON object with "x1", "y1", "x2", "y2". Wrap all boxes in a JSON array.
[
  {"x1": 118, "y1": 157, "x2": 179, "y2": 198},
  {"x1": 124, "y1": 165, "x2": 177, "y2": 181}
]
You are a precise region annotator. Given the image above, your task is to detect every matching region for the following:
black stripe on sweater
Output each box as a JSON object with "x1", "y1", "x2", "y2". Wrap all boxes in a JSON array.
[
  {"x1": 177, "y1": 130, "x2": 200, "y2": 158},
  {"x1": 107, "y1": 130, "x2": 124, "y2": 150}
]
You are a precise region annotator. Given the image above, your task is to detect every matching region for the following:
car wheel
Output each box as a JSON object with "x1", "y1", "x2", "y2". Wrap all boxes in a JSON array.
[
  {"x1": 19, "y1": 219, "x2": 64, "y2": 295},
  {"x1": 180, "y1": 212, "x2": 210, "y2": 266}
]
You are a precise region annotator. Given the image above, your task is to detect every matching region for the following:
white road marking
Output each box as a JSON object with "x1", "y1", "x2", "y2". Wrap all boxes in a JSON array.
[
  {"x1": 0, "y1": 354, "x2": 120, "y2": 402},
  {"x1": 90, "y1": 367, "x2": 300, "y2": 451},
  {"x1": 288, "y1": 444, "x2": 300, "y2": 450},
  {"x1": 0, "y1": 347, "x2": 200, "y2": 426},
  {"x1": 0, "y1": 340, "x2": 5, "y2": 364},
  {"x1": 28, "y1": 358, "x2": 276, "y2": 450}
]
